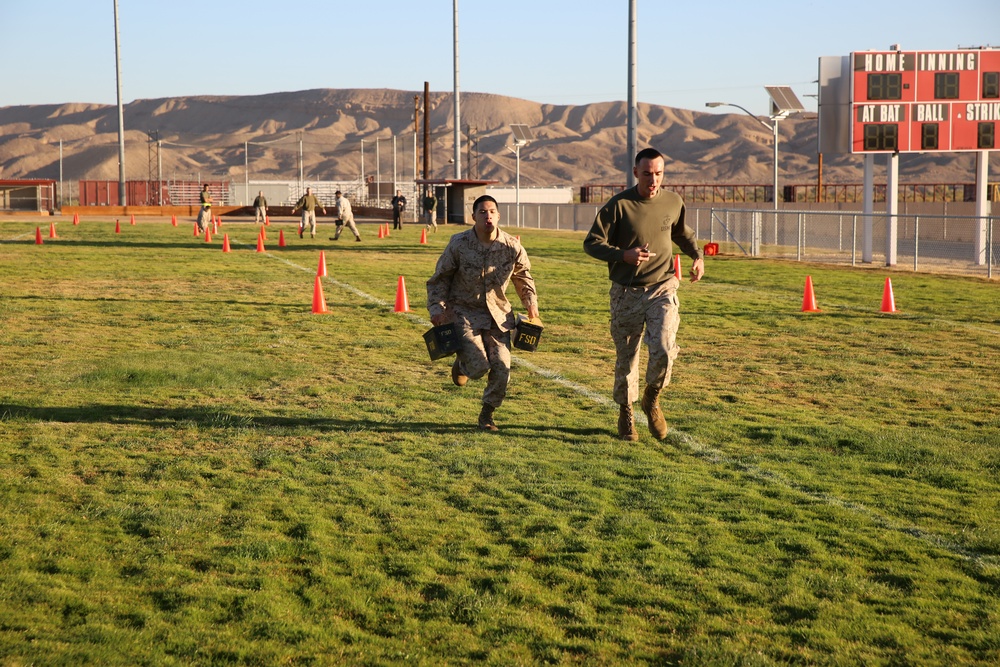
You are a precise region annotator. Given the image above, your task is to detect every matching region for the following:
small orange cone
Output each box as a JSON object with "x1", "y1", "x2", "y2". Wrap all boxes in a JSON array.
[
  {"x1": 222, "y1": 234, "x2": 231, "y2": 253},
  {"x1": 317, "y1": 251, "x2": 328, "y2": 277},
  {"x1": 49, "y1": 222, "x2": 58, "y2": 239},
  {"x1": 256, "y1": 232, "x2": 265, "y2": 253},
  {"x1": 420, "y1": 227, "x2": 427, "y2": 244},
  {"x1": 260, "y1": 225, "x2": 267, "y2": 241},
  {"x1": 801, "y1": 275, "x2": 821, "y2": 312},
  {"x1": 279, "y1": 229, "x2": 286, "y2": 247},
  {"x1": 171, "y1": 214, "x2": 177, "y2": 227},
  {"x1": 130, "y1": 214, "x2": 136, "y2": 225},
  {"x1": 115, "y1": 219, "x2": 121, "y2": 234},
  {"x1": 384, "y1": 223, "x2": 391, "y2": 237},
  {"x1": 216, "y1": 215, "x2": 222, "y2": 227},
  {"x1": 673, "y1": 254, "x2": 681, "y2": 280},
  {"x1": 204, "y1": 227, "x2": 212, "y2": 243},
  {"x1": 312, "y1": 276, "x2": 329, "y2": 314},
  {"x1": 73, "y1": 213, "x2": 80, "y2": 225},
  {"x1": 35, "y1": 227, "x2": 43, "y2": 245},
  {"x1": 394, "y1": 276, "x2": 411, "y2": 313},
  {"x1": 378, "y1": 225, "x2": 384, "y2": 239},
  {"x1": 881, "y1": 277, "x2": 897, "y2": 313},
  {"x1": 193, "y1": 222, "x2": 199, "y2": 237},
  {"x1": 265, "y1": 215, "x2": 270, "y2": 226},
  {"x1": 213, "y1": 219, "x2": 219, "y2": 234}
]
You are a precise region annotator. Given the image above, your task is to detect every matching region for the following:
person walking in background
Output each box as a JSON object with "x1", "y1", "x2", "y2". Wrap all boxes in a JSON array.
[
  {"x1": 197, "y1": 183, "x2": 213, "y2": 233},
  {"x1": 292, "y1": 186, "x2": 326, "y2": 239},
  {"x1": 427, "y1": 195, "x2": 540, "y2": 432},
  {"x1": 330, "y1": 190, "x2": 362, "y2": 242},
  {"x1": 423, "y1": 189, "x2": 437, "y2": 232},
  {"x1": 391, "y1": 189, "x2": 407, "y2": 230},
  {"x1": 583, "y1": 147, "x2": 704, "y2": 442},
  {"x1": 253, "y1": 190, "x2": 268, "y2": 224}
]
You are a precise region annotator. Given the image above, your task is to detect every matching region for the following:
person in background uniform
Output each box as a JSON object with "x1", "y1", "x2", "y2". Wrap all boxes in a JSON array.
[
  {"x1": 423, "y1": 190, "x2": 437, "y2": 232},
  {"x1": 197, "y1": 184, "x2": 213, "y2": 233},
  {"x1": 583, "y1": 147, "x2": 704, "y2": 442},
  {"x1": 253, "y1": 190, "x2": 268, "y2": 224},
  {"x1": 391, "y1": 189, "x2": 407, "y2": 230},
  {"x1": 427, "y1": 194, "x2": 540, "y2": 432},
  {"x1": 330, "y1": 190, "x2": 362, "y2": 242},
  {"x1": 292, "y1": 187, "x2": 326, "y2": 239}
]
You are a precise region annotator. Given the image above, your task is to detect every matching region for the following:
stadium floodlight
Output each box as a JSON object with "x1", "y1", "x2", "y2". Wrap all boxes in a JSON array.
[{"x1": 509, "y1": 124, "x2": 535, "y2": 227}]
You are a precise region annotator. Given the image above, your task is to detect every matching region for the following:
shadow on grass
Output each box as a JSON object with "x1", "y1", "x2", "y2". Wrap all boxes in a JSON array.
[{"x1": 0, "y1": 402, "x2": 608, "y2": 437}]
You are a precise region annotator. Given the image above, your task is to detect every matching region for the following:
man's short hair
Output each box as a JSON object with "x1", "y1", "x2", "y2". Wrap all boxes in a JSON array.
[
  {"x1": 635, "y1": 147, "x2": 665, "y2": 166},
  {"x1": 472, "y1": 194, "x2": 498, "y2": 212},
  {"x1": 335, "y1": 190, "x2": 342, "y2": 196}
]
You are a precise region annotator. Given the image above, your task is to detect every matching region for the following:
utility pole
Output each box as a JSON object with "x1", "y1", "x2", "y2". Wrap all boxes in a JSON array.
[
  {"x1": 626, "y1": 0, "x2": 638, "y2": 188},
  {"x1": 423, "y1": 82, "x2": 430, "y2": 181}
]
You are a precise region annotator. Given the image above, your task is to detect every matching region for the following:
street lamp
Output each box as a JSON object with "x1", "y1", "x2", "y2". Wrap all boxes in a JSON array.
[
  {"x1": 706, "y1": 87, "x2": 804, "y2": 211},
  {"x1": 705, "y1": 101, "x2": 779, "y2": 210},
  {"x1": 508, "y1": 124, "x2": 534, "y2": 228}
]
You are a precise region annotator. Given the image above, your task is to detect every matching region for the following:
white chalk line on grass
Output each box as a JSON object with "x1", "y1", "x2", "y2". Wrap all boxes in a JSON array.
[{"x1": 263, "y1": 245, "x2": 998, "y2": 568}]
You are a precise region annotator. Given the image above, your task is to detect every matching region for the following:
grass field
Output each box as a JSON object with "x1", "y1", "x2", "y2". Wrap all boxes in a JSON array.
[{"x1": 1, "y1": 217, "x2": 998, "y2": 665}]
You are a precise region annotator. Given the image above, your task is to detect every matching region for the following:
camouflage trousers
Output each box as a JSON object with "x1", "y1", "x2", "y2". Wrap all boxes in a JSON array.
[
  {"x1": 454, "y1": 320, "x2": 512, "y2": 409},
  {"x1": 609, "y1": 279, "x2": 681, "y2": 405}
]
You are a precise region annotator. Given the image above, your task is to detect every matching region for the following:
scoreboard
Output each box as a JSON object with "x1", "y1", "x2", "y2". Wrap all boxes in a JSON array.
[{"x1": 851, "y1": 49, "x2": 1000, "y2": 153}]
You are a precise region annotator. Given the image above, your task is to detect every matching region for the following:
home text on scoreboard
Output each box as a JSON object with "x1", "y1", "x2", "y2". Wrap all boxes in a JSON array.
[{"x1": 851, "y1": 48, "x2": 1000, "y2": 153}]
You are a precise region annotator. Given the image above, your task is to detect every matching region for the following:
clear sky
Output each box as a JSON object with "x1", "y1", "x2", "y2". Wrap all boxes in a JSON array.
[{"x1": 3, "y1": 0, "x2": 998, "y2": 116}]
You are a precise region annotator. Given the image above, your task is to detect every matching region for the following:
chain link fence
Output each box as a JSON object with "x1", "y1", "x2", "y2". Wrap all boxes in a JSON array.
[{"x1": 493, "y1": 202, "x2": 998, "y2": 279}]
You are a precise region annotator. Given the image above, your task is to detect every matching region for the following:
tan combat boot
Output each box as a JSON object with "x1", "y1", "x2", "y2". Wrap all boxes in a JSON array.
[
  {"x1": 451, "y1": 359, "x2": 468, "y2": 387},
  {"x1": 641, "y1": 385, "x2": 668, "y2": 440},
  {"x1": 618, "y1": 403, "x2": 639, "y2": 441},
  {"x1": 478, "y1": 404, "x2": 499, "y2": 432}
]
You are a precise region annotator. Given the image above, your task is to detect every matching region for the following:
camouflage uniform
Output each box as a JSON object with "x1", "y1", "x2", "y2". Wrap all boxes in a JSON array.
[
  {"x1": 426, "y1": 227, "x2": 537, "y2": 408},
  {"x1": 292, "y1": 192, "x2": 324, "y2": 238},
  {"x1": 584, "y1": 186, "x2": 701, "y2": 406},
  {"x1": 332, "y1": 195, "x2": 361, "y2": 241}
]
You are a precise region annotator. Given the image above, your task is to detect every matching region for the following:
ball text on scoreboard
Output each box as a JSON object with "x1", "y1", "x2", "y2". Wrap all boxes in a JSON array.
[{"x1": 851, "y1": 49, "x2": 999, "y2": 153}]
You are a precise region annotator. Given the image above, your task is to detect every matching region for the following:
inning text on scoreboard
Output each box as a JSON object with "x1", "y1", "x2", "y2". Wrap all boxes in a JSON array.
[{"x1": 851, "y1": 49, "x2": 999, "y2": 153}]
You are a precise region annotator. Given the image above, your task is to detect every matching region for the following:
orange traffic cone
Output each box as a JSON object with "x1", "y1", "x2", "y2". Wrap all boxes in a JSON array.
[
  {"x1": 49, "y1": 222, "x2": 58, "y2": 239},
  {"x1": 35, "y1": 227, "x2": 43, "y2": 245},
  {"x1": 317, "y1": 251, "x2": 328, "y2": 277},
  {"x1": 394, "y1": 276, "x2": 411, "y2": 313},
  {"x1": 213, "y1": 219, "x2": 219, "y2": 234},
  {"x1": 377, "y1": 225, "x2": 384, "y2": 239},
  {"x1": 216, "y1": 215, "x2": 222, "y2": 227},
  {"x1": 256, "y1": 232, "x2": 265, "y2": 253},
  {"x1": 312, "y1": 276, "x2": 329, "y2": 314},
  {"x1": 222, "y1": 234, "x2": 231, "y2": 253},
  {"x1": 801, "y1": 276, "x2": 821, "y2": 312},
  {"x1": 73, "y1": 213, "x2": 80, "y2": 225},
  {"x1": 204, "y1": 227, "x2": 212, "y2": 243},
  {"x1": 881, "y1": 277, "x2": 897, "y2": 313},
  {"x1": 265, "y1": 215, "x2": 270, "y2": 226},
  {"x1": 115, "y1": 219, "x2": 121, "y2": 234},
  {"x1": 420, "y1": 227, "x2": 427, "y2": 244},
  {"x1": 673, "y1": 254, "x2": 681, "y2": 280},
  {"x1": 171, "y1": 214, "x2": 177, "y2": 227},
  {"x1": 384, "y1": 223, "x2": 390, "y2": 237},
  {"x1": 278, "y1": 229, "x2": 286, "y2": 247},
  {"x1": 260, "y1": 225, "x2": 267, "y2": 241},
  {"x1": 130, "y1": 214, "x2": 136, "y2": 225},
  {"x1": 193, "y1": 222, "x2": 199, "y2": 237}
]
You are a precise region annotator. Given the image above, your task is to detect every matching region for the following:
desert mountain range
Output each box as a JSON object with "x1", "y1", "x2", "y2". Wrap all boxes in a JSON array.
[{"x1": 1, "y1": 88, "x2": 996, "y2": 189}]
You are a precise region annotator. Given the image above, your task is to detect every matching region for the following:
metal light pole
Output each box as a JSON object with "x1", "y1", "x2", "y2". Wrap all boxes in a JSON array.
[
  {"x1": 113, "y1": 0, "x2": 126, "y2": 206},
  {"x1": 626, "y1": 0, "x2": 638, "y2": 187},
  {"x1": 452, "y1": 0, "x2": 462, "y2": 179},
  {"x1": 706, "y1": 102, "x2": 778, "y2": 210}
]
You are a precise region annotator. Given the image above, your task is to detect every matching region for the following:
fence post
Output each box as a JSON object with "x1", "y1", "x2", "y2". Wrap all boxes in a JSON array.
[
  {"x1": 751, "y1": 210, "x2": 762, "y2": 257},
  {"x1": 797, "y1": 213, "x2": 804, "y2": 261},
  {"x1": 556, "y1": 206, "x2": 560, "y2": 231},
  {"x1": 913, "y1": 216, "x2": 919, "y2": 272},
  {"x1": 852, "y1": 214, "x2": 857, "y2": 267}
]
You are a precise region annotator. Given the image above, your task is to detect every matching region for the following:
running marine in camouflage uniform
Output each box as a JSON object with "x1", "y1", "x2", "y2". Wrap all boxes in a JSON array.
[
  {"x1": 427, "y1": 195, "x2": 540, "y2": 431},
  {"x1": 584, "y1": 147, "x2": 705, "y2": 441}
]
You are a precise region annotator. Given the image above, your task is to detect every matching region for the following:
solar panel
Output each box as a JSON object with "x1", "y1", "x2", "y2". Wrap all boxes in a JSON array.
[
  {"x1": 765, "y1": 86, "x2": 806, "y2": 114},
  {"x1": 510, "y1": 124, "x2": 534, "y2": 145}
]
